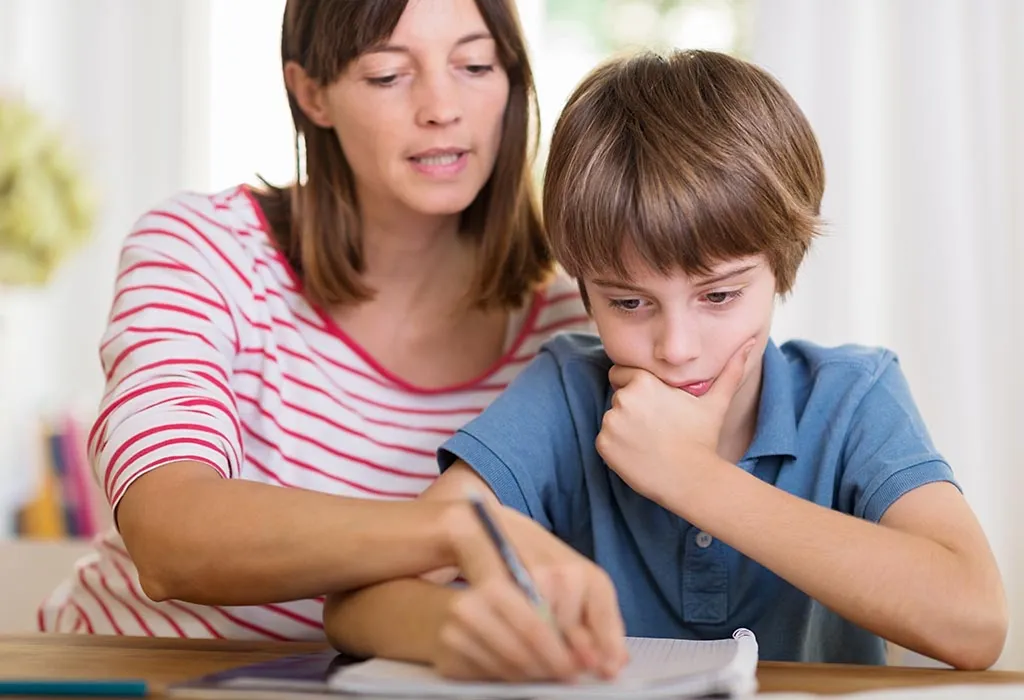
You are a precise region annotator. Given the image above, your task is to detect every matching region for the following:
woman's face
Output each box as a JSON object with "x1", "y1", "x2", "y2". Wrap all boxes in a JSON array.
[{"x1": 324, "y1": 0, "x2": 510, "y2": 222}]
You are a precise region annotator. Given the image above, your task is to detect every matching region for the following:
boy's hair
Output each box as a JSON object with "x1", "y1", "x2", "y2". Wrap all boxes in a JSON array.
[
  {"x1": 253, "y1": 0, "x2": 551, "y2": 310},
  {"x1": 543, "y1": 49, "x2": 825, "y2": 296}
]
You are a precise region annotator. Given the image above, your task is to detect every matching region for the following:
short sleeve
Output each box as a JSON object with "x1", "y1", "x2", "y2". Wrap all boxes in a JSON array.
[
  {"x1": 89, "y1": 199, "x2": 246, "y2": 514},
  {"x1": 839, "y1": 358, "x2": 958, "y2": 522},
  {"x1": 438, "y1": 349, "x2": 584, "y2": 531}
]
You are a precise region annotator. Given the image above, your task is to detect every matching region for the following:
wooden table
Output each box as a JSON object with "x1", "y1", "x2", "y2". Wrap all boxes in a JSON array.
[{"x1": 2, "y1": 634, "x2": 1023, "y2": 697}]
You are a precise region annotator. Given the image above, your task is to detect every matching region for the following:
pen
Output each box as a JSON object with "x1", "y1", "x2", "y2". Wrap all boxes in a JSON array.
[
  {"x1": 467, "y1": 491, "x2": 555, "y2": 623},
  {"x1": 0, "y1": 679, "x2": 148, "y2": 697}
]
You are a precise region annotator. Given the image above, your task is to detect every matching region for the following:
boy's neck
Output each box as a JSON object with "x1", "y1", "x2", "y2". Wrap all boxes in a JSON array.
[{"x1": 717, "y1": 358, "x2": 764, "y2": 465}]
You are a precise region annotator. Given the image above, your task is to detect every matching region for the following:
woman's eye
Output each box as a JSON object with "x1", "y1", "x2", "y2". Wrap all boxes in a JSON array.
[{"x1": 465, "y1": 64, "x2": 494, "y2": 75}]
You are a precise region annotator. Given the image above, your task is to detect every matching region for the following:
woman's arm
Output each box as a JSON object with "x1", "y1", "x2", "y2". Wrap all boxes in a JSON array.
[
  {"x1": 669, "y1": 464, "x2": 1007, "y2": 670},
  {"x1": 117, "y1": 462, "x2": 466, "y2": 604},
  {"x1": 323, "y1": 463, "x2": 628, "y2": 681},
  {"x1": 98, "y1": 205, "x2": 467, "y2": 606}
]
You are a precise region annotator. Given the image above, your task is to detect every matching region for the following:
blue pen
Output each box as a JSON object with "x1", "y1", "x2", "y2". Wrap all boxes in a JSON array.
[
  {"x1": 468, "y1": 492, "x2": 555, "y2": 623},
  {"x1": 0, "y1": 679, "x2": 148, "y2": 697}
]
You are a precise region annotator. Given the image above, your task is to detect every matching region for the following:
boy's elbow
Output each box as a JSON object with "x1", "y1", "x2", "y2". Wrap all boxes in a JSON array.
[
  {"x1": 323, "y1": 591, "x2": 356, "y2": 653},
  {"x1": 937, "y1": 595, "x2": 1009, "y2": 670}
]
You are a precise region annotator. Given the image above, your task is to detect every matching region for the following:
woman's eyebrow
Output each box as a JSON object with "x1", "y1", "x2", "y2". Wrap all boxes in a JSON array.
[{"x1": 364, "y1": 31, "x2": 494, "y2": 56}]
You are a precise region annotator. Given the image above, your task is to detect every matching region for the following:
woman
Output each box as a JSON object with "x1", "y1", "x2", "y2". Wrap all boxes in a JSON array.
[{"x1": 39, "y1": 0, "x2": 591, "y2": 639}]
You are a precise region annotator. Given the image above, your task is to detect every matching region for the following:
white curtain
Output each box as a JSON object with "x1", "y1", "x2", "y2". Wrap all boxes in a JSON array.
[
  {"x1": 751, "y1": 0, "x2": 1024, "y2": 669},
  {"x1": 0, "y1": 0, "x2": 211, "y2": 528}
]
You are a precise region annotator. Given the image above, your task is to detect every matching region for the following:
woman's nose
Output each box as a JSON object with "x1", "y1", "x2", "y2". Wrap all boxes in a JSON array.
[{"x1": 415, "y1": 73, "x2": 462, "y2": 127}]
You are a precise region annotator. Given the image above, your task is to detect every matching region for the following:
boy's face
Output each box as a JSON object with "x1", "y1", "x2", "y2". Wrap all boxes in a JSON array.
[{"x1": 584, "y1": 254, "x2": 775, "y2": 399}]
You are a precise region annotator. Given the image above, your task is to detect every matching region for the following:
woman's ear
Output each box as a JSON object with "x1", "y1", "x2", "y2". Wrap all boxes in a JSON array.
[{"x1": 283, "y1": 61, "x2": 333, "y2": 128}]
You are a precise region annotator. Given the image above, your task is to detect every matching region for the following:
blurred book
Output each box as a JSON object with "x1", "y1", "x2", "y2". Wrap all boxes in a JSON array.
[{"x1": 14, "y1": 412, "x2": 108, "y2": 539}]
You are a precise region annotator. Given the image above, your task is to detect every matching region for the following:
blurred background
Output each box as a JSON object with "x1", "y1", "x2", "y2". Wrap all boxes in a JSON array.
[{"x1": 0, "y1": 0, "x2": 1021, "y2": 666}]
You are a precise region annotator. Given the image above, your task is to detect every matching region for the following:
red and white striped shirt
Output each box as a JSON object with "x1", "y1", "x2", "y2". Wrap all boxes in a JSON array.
[{"x1": 39, "y1": 185, "x2": 590, "y2": 639}]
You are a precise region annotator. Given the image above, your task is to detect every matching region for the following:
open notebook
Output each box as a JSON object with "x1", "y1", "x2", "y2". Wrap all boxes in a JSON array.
[
  {"x1": 168, "y1": 629, "x2": 757, "y2": 699},
  {"x1": 328, "y1": 628, "x2": 758, "y2": 698}
]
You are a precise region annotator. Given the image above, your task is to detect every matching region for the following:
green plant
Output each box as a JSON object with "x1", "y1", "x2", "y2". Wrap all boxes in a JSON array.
[{"x1": 0, "y1": 97, "x2": 95, "y2": 287}]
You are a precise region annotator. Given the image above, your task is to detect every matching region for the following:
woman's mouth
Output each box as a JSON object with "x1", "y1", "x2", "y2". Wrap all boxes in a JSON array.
[{"x1": 409, "y1": 149, "x2": 468, "y2": 177}]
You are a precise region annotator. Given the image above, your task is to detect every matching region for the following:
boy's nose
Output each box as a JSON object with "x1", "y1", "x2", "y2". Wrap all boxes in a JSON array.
[{"x1": 654, "y1": 319, "x2": 701, "y2": 367}]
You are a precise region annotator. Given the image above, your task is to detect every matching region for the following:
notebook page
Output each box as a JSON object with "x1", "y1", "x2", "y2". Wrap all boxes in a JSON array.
[
  {"x1": 329, "y1": 632, "x2": 756, "y2": 699},
  {"x1": 616, "y1": 637, "x2": 742, "y2": 683}
]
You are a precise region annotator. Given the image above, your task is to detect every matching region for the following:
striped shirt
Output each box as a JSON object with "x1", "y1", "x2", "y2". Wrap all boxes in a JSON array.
[{"x1": 38, "y1": 185, "x2": 590, "y2": 639}]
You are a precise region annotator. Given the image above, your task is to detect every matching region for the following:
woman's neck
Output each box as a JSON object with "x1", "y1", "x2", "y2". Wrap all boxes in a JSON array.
[
  {"x1": 327, "y1": 207, "x2": 512, "y2": 389},
  {"x1": 359, "y1": 210, "x2": 471, "y2": 315}
]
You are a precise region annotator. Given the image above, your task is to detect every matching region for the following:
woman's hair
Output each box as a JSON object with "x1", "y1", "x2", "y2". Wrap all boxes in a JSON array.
[
  {"x1": 543, "y1": 49, "x2": 825, "y2": 295},
  {"x1": 252, "y1": 0, "x2": 551, "y2": 310}
]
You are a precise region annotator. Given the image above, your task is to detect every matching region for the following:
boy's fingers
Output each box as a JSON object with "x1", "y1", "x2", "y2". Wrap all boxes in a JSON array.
[
  {"x1": 707, "y1": 338, "x2": 756, "y2": 409},
  {"x1": 607, "y1": 365, "x2": 640, "y2": 391}
]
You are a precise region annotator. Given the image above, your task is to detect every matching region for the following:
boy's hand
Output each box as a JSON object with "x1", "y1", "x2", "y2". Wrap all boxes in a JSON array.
[
  {"x1": 596, "y1": 339, "x2": 756, "y2": 500},
  {"x1": 433, "y1": 506, "x2": 629, "y2": 681}
]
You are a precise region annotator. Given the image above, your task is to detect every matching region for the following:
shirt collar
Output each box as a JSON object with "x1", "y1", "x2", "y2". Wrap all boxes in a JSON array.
[{"x1": 742, "y1": 338, "x2": 798, "y2": 462}]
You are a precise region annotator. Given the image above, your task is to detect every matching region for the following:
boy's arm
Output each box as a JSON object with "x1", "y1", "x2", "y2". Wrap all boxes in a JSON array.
[
  {"x1": 601, "y1": 350, "x2": 1006, "y2": 670},
  {"x1": 325, "y1": 343, "x2": 628, "y2": 680},
  {"x1": 324, "y1": 463, "x2": 626, "y2": 680},
  {"x1": 674, "y1": 465, "x2": 1006, "y2": 670}
]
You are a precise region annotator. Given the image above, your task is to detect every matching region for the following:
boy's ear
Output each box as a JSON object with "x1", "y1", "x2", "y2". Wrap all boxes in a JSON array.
[{"x1": 283, "y1": 61, "x2": 333, "y2": 129}]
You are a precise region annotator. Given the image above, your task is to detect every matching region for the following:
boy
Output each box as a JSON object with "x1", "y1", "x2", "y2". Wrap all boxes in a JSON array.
[{"x1": 323, "y1": 49, "x2": 1007, "y2": 679}]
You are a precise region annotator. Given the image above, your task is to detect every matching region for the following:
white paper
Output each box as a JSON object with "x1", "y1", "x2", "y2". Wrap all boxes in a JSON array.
[
  {"x1": 758, "y1": 683, "x2": 1024, "y2": 698},
  {"x1": 329, "y1": 630, "x2": 758, "y2": 699}
]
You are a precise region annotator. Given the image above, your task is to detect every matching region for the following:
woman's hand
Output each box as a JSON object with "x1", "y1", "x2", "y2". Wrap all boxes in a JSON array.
[{"x1": 431, "y1": 504, "x2": 629, "y2": 681}]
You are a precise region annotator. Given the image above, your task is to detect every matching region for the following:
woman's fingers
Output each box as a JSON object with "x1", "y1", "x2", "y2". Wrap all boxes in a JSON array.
[
  {"x1": 582, "y1": 569, "x2": 630, "y2": 677},
  {"x1": 537, "y1": 565, "x2": 600, "y2": 672},
  {"x1": 438, "y1": 583, "x2": 579, "y2": 681},
  {"x1": 436, "y1": 620, "x2": 513, "y2": 680},
  {"x1": 489, "y1": 583, "x2": 579, "y2": 680}
]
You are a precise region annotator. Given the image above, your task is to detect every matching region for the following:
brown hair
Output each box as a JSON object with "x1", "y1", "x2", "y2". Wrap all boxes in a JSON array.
[
  {"x1": 543, "y1": 49, "x2": 825, "y2": 296},
  {"x1": 252, "y1": 0, "x2": 551, "y2": 310}
]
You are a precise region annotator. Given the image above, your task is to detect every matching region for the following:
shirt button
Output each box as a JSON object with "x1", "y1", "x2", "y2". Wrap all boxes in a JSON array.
[{"x1": 695, "y1": 531, "x2": 713, "y2": 548}]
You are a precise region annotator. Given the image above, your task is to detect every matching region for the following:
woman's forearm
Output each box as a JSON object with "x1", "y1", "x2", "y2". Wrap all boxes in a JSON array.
[
  {"x1": 325, "y1": 579, "x2": 458, "y2": 662},
  {"x1": 670, "y1": 460, "x2": 1007, "y2": 669},
  {"x1": 117, "y1": 462, "x2": 463, "y2": 605}
]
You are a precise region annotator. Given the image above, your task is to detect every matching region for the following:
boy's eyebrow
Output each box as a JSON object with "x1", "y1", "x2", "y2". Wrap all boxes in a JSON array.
[
  {"x1": 591, "y1": 263, "x2": 760, "y2": 293},
  {"x1": 364, "y1": 32, "x2": 494, "y2": 56},
  {"x1": 695, "y1": 263, "x2": 760, "y2": 286},
  {"x1": 590, "y1": 278, "x2": 649, "y2": 293}
]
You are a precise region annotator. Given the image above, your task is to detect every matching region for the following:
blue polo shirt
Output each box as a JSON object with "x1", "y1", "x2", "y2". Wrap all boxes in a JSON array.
[{"x1": 438, "y1": 333, "x2": 957, "y2": 664}]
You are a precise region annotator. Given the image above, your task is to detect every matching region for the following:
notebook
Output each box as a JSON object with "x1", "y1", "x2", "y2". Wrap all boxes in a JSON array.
[
  {"x1": 167, "y1": 628, "x2": 757, "y2": 699},
  {"x1": 766, "y1": 685, "x2": 1024, "y2": 699},
  {"x1": 328, "y1": 628, "x2": 758, "y2": 698}
]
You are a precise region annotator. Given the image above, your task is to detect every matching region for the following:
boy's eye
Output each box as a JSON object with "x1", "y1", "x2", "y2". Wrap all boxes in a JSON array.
[
  {"x1": 703, "y1": 289, "x2": 744, "y2": 306},
  {"x1": 366, "y1": 74, "x2": 399, "y2": 87},
  {"x1": 609, "y1": 298, "x2": 644, "y2": 312}
]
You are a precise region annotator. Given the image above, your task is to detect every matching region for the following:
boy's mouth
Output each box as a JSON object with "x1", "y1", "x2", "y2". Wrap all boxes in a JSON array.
[{"x1": 676, "y1": 379, "x2": 713, "y2": 397}]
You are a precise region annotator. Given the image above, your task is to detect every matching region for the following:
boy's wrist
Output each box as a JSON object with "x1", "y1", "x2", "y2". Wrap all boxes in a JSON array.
[{"x1": 656, "y1": 451, "x2": 734, "y2": 521}]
